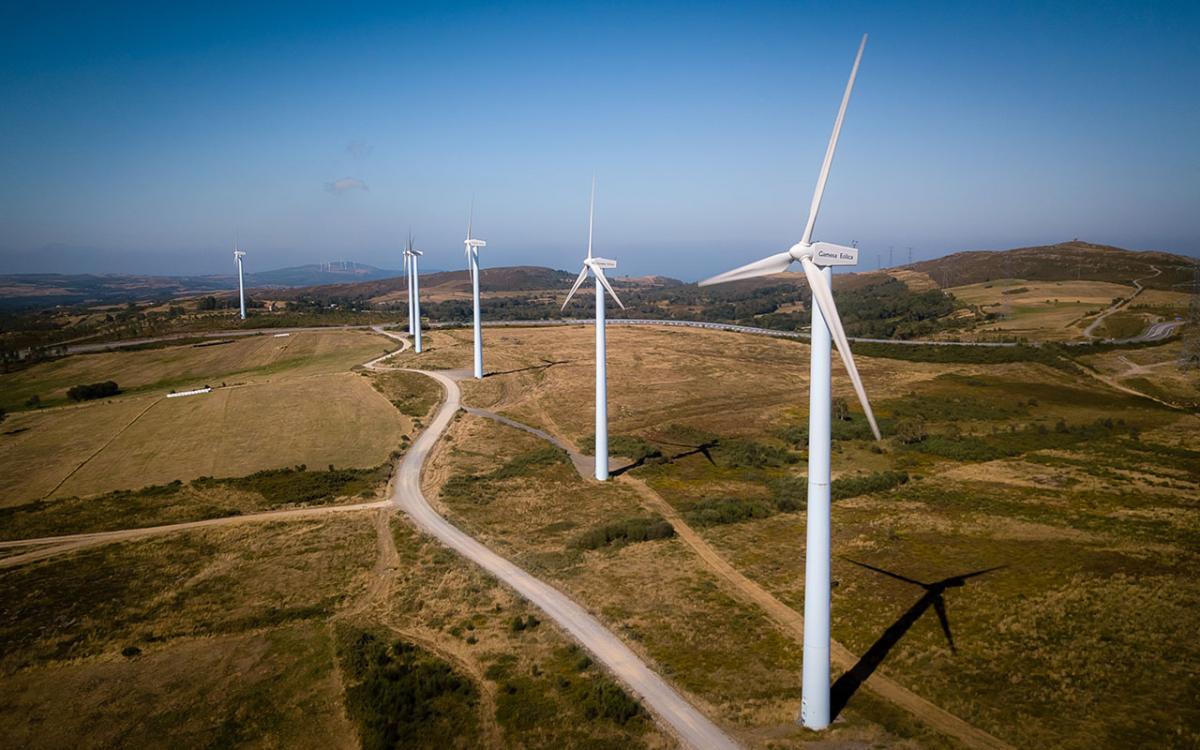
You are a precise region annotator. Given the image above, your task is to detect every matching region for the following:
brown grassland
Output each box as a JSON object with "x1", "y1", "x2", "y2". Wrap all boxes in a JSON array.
[
  {"x1": 0, "y1": 332, "x2": 408, "y2": 506},
  {"x1": 947, "y1": 279, "x2": 1137, "y2": 340},
  {"x1": 416, "y1": 323, "x2": 1199, "y2": 749},
  {"x1": 2, "y1": 321, "x2": 1198, "y2": 748}
]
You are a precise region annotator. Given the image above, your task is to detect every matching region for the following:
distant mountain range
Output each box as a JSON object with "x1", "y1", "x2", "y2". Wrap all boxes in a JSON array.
[
  {"x1": 0, "y1": 262, "x2": 407, "y2": 310},
  {"x1": 247, "y1": 261, "x2": 405, "y2": 286},
  {"x1": 1, "y1": 242, "x2": 1194, "y2": 311}
]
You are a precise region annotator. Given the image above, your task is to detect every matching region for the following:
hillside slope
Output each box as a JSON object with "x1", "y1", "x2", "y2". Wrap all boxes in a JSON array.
[{"x1": 910, "y1": 241, "x2": 1196, "y2": 290}]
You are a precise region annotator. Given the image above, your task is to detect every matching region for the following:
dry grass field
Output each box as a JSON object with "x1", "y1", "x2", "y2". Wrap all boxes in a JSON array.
[
  {"x1": 0, "y1": 503, "x2": 675, "y2": 748},
  {"x1": 424, "y1": 323, "x2": 1200, "y2": 749},
  {"x1": 1079, "y1": 340, "x2": 1200, "y2": 406},
  {"x1": 947, "y1": 279, "x2": 1134, "y2": 340},
  {"x1": 0, "y1": 372, "x2": 408, "y2": 505},
  {"x1": 425, "y1": 412, "x2": 948, "y2": 748},
  {"x1": 0, "y1": 517, "x2": 374, "y2": 748},
  {"x1": 0, "y1": 328, "x2": 392, "y2": 411}
]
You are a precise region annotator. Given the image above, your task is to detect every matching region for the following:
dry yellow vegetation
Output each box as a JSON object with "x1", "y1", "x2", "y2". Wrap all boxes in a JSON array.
[
  {"x1": 948, "y1": 279, "x2": 1134, "y2": 339},
  {"x1": 0, "y1": 330, "x2": 408, "y2": 505},
  {"x1": 1, "y1": 328, "x2": 392, "y2": 409}
]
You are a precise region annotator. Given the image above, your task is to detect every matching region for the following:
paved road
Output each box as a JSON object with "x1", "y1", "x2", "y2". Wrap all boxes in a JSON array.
[
  {"x1": 1082, "y1": 267, "x2": 1160, "y2": 340},
  {"x1": 432, "y1": 318, "x2": 1023, "y2": 348},
  {"x1": 51, "y1": 318, "x2": 1023, "y2": 359},
  {"x1": 394, "y1": 369, "x2": 738, "y2": 750}
]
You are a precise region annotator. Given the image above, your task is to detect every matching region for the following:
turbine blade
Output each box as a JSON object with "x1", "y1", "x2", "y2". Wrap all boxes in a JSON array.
[
  {"x1": 698, "y1": 251, "x2": 794, "y2": 286},
  {"x1": 801, "y1": 34, "x2": 867, "y2": 246},
  {"x1": 842, "y1": 558, "x2": 926, "y2": 588},
  {"x1": 561, "y1": 266, "x2": 589, "y2": 310},
  {"x1": 587, "y1": 176, "x2": 595, "y2": 260},
  {"x1": 467, "y1": 198, "x2": 474, "y2": 240},
  {"x1": 594, "y1": 267, "x2": 625, "y2": 309},
  {"x1": 801, "y1": 256, "x2": 881, "y2": 440},
  {"x1": 932, "y1": 597, "x2": 957, "y2": 654}
]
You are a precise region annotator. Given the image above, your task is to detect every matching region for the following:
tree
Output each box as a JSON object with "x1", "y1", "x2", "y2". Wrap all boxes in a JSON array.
[
  {"x1": 895, "y1": 418, "x2": 928, "y2": 444},
  {"x1": 832, "y1": 396, "x2": 850, "y2": 422}
]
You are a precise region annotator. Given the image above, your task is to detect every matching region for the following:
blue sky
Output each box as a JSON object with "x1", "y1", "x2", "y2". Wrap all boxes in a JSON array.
[{"x1": 1, "y1": 1, "x2": 1197, "y2": 278}]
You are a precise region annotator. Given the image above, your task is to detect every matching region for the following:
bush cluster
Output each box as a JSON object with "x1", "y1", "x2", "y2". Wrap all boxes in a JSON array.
[
  {"x1": 67, "y1": 380, "x2": 119, "y2": 401},
  {"x1": 713, "y1": 438, "x2": 797, "y2": 468},
  {"x1": 195, "y1": 463, "x2": 385, "y2": 504},
  {"x1": 339, "y1": 630, "x2": 478, "y2": 750},
  {"x1": 575, "y1": 516, "x2": 675, "y2": 550}
]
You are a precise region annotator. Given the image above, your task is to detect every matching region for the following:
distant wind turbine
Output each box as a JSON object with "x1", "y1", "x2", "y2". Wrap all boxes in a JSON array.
[
  {"x1": 404, "y1": 238, "x2": 415, "y2": 337},
  {"x1": 233, "y1": 244, "x2": 247, "y2": 320},
  {"x1": 405, "y1": 233, "x2": 424, "y2": 353},
  {"x1": 699, "y1": 33, "x2": 879, "y2": 731},
  {"x1": 561, "y1": 178, "x2": 625, "y2": 481},
  {"x1": 464, "y1": 204, "x2": 488, "y2": 379}
]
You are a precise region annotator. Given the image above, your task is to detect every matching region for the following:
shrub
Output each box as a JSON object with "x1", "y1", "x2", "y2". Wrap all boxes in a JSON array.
[
  {"x1": 338, "y1": 630, "x2": 479, "y2": 749},
  {"x1": 713, "y1": 438, "x2": 797, "y2": 468},
  {"x1": 575, "y1": 516, "x2": 675, "y2": 550},
  {"x1": 574, "y1": 678, "x2": 644, "y2": 724},
  {"x1": 831, "y1": 470, "x2": 909, "y2": 500},
  {"x1": 684, "y1": 497, "x2": 776, "y2": 527},
  {"x1": 895, "y1": 418, "x2": 928, "y2": 444},
  {"x1": 195, "y1": 464, "x2": 386, "y2": 504},
  {"x1": 67, "y1": 380, "x2": 120, "y2": 401}
]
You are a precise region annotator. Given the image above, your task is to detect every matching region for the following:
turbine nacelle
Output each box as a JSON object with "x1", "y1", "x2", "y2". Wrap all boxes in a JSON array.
[
  {"x1": 234, "y1": 250, "x2": 246, "y2": 261},
  {"x1": 587, "y1": 257, "x2": 617, "y2": 270}
]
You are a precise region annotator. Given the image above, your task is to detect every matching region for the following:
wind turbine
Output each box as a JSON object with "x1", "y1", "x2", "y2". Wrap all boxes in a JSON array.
[
  {"x1": 561, "y1": 178, "x2": 624, "y2": 481},
  {"x1": 403, "y1": 239, "x2": 415, "y2": 337},
  {"x1": 464, "y1": 204, "x2": 488, "y2": 379},
  {"x1": 698, "y1": 34, "x2": 879, "y2": 731},
  {"x1": 406, "y1": 233, "x2": 424, "y2": 353},
  {"x1": 233, "y1": 243, "x2": 247, "y2": 320}
]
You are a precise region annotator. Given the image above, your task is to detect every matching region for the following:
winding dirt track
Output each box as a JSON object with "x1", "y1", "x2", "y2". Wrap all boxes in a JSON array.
[
  {"x1": 392, "y1": 369, "x2": 738, "y2": 750},
  {"x1": 465, "y1": 406, "x2": 1013, "y2": 750},
  {"x1": 4, "y1": 328, "x2": 737, "y2": 749}
]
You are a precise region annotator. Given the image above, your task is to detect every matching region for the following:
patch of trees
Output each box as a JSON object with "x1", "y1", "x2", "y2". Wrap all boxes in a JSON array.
[
  {"x1": 851, "y1": 341, "x2": 1080, "y2": 372},
  {"x1": 338, "y1": 630, "x2": 479, "y2": 750},
  {"x1": 834, "y1": 278, "x2": 959, "y2": 338},
  {"x1": 194, "y1": 463, "x2": 388, "y2": 504},
  {"x1": 575, "y1": 516, "x2": 675, "y2": 550},
  {"x1": 907, "y1": 418, "x2": 1140, "y2": 462},
  {"x1": 67, "y1": 380, "x2": 120, "y2": 401}
]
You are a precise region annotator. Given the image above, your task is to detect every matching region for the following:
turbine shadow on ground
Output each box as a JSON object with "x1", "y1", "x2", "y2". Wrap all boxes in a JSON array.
[
  {"x1": 609, "y1": 439, "x2": 718, "y2": 477},
  {"x1": 482, "y1": 359, "x2": 570, "y2": 378},
  {"x1": 830, "y1": 558, "x2": 1006, "y2": 720}
]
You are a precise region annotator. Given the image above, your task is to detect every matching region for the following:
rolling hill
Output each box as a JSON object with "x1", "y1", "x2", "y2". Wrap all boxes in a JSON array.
[{"x1": 908, "y1": 241, "x2": 1197, "y2": 290}]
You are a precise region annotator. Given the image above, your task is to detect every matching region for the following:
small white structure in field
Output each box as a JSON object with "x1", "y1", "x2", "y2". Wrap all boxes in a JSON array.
[{"x1": 167, "y1": 387, "x2": 213, "y2": 398}]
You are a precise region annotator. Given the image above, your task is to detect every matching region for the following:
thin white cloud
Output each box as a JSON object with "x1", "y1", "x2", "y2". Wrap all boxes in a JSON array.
[
  {"x1": 346, "y1": 141, "x2": 374, "y2": 159},
  {"x1": 325, "y1": 177, "x2": 369, "y2": 194}
]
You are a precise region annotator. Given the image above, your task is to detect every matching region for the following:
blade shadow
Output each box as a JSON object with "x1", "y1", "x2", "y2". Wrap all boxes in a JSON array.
[
  {"x1": 483, "y1": 359, "x2": 570, "y2": 378},
  {"x1": 609, "y1": 440, "x2": 719, "y2": 477},
  {"x1": 830, "y1": 558, "x2": 1005, "y2": 720}
]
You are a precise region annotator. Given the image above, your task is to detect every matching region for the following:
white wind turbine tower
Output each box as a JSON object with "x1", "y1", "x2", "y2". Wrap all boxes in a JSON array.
[
  {"x1": 699, "y1": 34, "x2": 879, "y2": 731},
  {"x1": 403, "y1": 233, "x2": 417, "y2": 338},
  {"x1": 463, "y1": 205, "x2": 488, "y2": 379},
  {"x1": 405, "y1": 233, "x2": 424, "y2": 353},
  {"x1": 561, "y1": 178, "x2": 624, "y2": 481},
  {"x1": 403, "y1": 240, "x2": 415, "y2": 337},
  {"x1": 233, "y1": 243, "x2": 247, "y2": 320}
]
